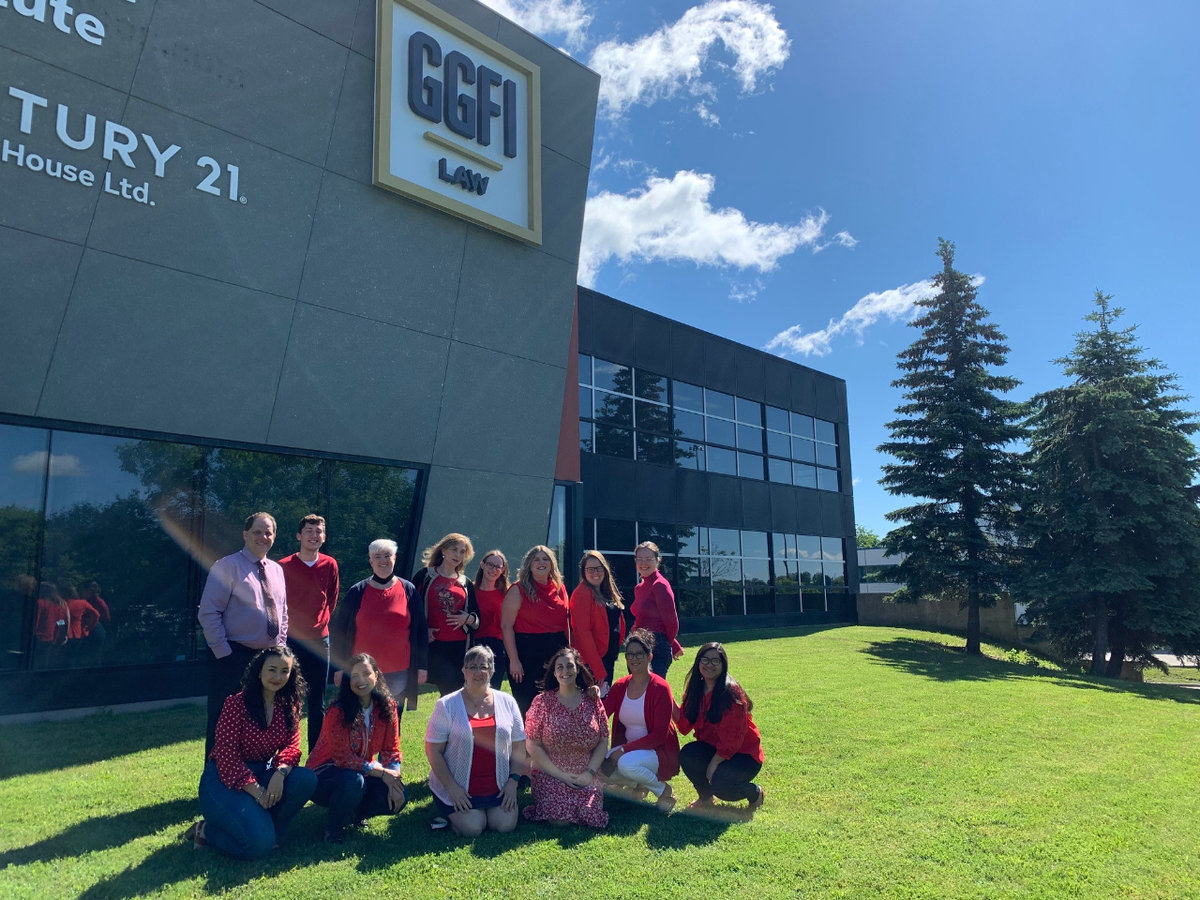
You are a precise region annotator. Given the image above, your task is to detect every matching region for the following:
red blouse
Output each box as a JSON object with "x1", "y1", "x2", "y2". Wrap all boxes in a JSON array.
[
  {"x1": 425, "y1": 574, "x2": 468, "y2": 641},
  {"x1": 209, "y1": 691, "x2": 303, "y2": 789},
  {"x1": 514, "y1": 580, "x2": 570, "y2": 634},
  {"x1": 677, "y1": 685, "x2": 764, "y2": 763},
  {"x1": 467, "y1": 715, "x2": 499, "y2": 795},
  {"x1": 305, "y1": 698, "x2": 402, "y2": 772}
]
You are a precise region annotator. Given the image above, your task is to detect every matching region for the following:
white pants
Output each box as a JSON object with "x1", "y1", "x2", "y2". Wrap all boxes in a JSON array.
[{"x1": 608, "y1": 748, "x2": 667, "y2": 799}]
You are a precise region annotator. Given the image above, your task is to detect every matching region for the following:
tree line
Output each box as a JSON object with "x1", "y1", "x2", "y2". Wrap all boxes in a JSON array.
[{"x1": 876, "y1": 239, "x2": 1200, "y2": 674}]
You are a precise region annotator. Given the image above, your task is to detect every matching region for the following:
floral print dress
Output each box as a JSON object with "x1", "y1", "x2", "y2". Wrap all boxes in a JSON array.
[{"x1": 522, "y1": 691, "x2": 609, "y2": 828}]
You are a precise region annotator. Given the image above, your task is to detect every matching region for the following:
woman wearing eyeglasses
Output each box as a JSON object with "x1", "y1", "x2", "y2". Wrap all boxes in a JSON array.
[
  {"x1": 569, "y1": 551, "x2": 625, "y2": 693},
  {"x1": 424, "y1": 644, "x2": 528, "y2": 836},
  {"x1": 676, "y1": 642, "x2": 765, "y2": 816},
  {"x1": 472, "y1": 550, "x2": 511, "y2": 689},
  {"x1": 600, "y1": 629, "x2": 679, "y2": 811}
]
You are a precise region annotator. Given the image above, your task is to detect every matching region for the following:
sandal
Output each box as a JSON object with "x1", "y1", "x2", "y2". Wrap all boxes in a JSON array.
[
  {"x1": 184, "y1": 819, "x2": 207, "y2": 849},
  {"x1": 655, "y1": 786, "x2": 676, "y2": 813},
  {"x1": 686, "y1": 797, "x2": 714, "y2": 812}
]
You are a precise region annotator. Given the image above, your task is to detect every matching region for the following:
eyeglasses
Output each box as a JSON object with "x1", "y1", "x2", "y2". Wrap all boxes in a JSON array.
[
  {"x1": 625, "y1": 651, "x2": 647, "y2": 660},
  {"x1": 583, "y1": 565, "x2": 604, "y2": 574},
  {"x1": 482, "y1": 560, "x2": 504, "y2": 571},
  {"x1": 463, "y1": 665, "x2": 493, "y2": 672},
  {"x1": 698, "y1": 655, "x2": 722, "y2": 667}
]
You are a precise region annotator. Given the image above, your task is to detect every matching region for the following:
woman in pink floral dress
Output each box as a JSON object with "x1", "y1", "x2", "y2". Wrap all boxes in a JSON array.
[{"x1": 523, "y1": 647, "x2": 609, "y2": 828}]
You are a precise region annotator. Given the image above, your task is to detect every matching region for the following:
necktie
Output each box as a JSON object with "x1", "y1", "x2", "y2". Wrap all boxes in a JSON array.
[{"x1": 257, "y1": 560, "x2": 280, "y2": 640}]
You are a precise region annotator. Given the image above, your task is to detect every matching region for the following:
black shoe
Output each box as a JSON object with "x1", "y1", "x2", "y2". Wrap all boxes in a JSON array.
[{"x1": 324, "y1": 827, "x2": 346, "y2": 844}]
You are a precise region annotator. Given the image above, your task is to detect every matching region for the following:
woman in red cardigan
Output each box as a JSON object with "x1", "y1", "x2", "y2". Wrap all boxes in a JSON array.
[
  {"x1": 601, "y1": 628, "x2": 680, "y2": 811},
  {"x1": 677, "y1": 641, "x2": 765, "y2": 816},
  {"x1": 569, "y1": 550, "x2": 625, "y2": 693},
  {"x1": 306, "y1": 653, "x2": 407, "y2": 843}
]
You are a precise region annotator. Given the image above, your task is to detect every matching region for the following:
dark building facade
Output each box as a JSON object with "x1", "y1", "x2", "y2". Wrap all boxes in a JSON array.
[{"x1": 568, "y1": 288, "x2": 858, "y2": 632}]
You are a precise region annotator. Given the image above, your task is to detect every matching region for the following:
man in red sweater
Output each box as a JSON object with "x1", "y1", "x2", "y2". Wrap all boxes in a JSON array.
[{"x1": 279, "y1": 514, "x2": 340, "y2": 751}]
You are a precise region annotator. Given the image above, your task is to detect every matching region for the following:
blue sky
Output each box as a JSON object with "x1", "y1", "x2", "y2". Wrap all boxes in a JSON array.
[{"x1": 485, "y1": 0, "x2": 1200, "y2": 534}]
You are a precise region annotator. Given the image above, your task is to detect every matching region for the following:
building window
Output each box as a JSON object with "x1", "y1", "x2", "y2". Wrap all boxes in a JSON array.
[
  {"x1": 578, "y1": 355, "x2": 842, "y2": 490},
  {"x1": 0, "y1": 420, "x2": 422, "y2": 673}
]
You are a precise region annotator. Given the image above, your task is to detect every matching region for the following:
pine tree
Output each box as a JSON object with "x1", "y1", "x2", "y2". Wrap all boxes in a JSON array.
[
  {"x1": 878, "y1": 239, "x2": 1026, "y2": 654},
  {"x1": 1018, "y1": 292, "x2": 1200, "y2": 675}
]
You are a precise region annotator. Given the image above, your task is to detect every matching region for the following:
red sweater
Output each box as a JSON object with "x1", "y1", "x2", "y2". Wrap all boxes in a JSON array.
[
  {"x1": 279, "y1": 553, "x2": 339, "y2": 641},
  {"x1": 34, "y1": 598, "x2": 69, "y2": 643},
  {"x1": 677, "y1": 684, "x2": 764, "y2": 763},
  {"x1": 631, "y1": 572, "x2": 681, "y2": 656},
  {"x1": 66, "y1": 598, "x2": 100, "y2": 639},
  {"x1": 569, "y1": 584, "x2": 611, "y2": 683},
  {"x1": 305, "y1": 698, "x2": 401, "y2": 771},
  {"x1": 353, "y1": 582, "x2": 412, "y2": 673},
  {"x1": 209, "y1": 691, "x2": 303, "y2": 789},
  {"x1": 603, "y1": 673, "x2": 680, "y2": 779}
]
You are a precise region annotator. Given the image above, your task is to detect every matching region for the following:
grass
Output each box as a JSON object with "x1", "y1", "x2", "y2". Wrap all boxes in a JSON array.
[{"x1": 2, "y1": 625, "x2": 1198, "y2": 899}]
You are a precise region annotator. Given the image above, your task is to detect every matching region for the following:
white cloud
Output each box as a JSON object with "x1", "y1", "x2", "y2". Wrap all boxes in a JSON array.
[
  {"x1": 589, "y1": 0, "x2": 790, "y2": 116},
  {"x1": 12, "y1": 451, "x2": 84, "y2": 477},
  {"x1": 696, "y1": 102, "x2": 720, "y2": 126},
  {"x1": 579, "y1": 169, "x2": 851, "y2": 286},
  {"x1": 476, "y1": 0, "x2": 593, "y2": 50},
  {"x1": 765, "y1": 280, "x2": 938, "y2": 358}
]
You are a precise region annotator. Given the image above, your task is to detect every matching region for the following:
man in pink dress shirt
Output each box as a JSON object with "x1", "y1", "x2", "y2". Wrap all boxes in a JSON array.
[{"x1": 198, "y1": 512, "x2": 288, "y2": 756}]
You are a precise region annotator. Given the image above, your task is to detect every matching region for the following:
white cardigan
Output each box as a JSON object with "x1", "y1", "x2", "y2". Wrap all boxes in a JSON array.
[{"x1": 425, "y1": 689, "x2": 525, "y2": 804}]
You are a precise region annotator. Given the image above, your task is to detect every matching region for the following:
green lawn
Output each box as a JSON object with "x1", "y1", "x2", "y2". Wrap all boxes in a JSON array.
[{"x1": 2, "y1": 626, "x2": 1198, "y2": 899}]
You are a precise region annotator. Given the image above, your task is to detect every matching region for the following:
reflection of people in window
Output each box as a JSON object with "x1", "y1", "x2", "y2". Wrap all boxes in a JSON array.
[
  {"x1": 33, "y1": 583, "x2": 70, "y2": 668},
  {"x1": 63, "y1": 582, "x2": 105, "y2": 666}
]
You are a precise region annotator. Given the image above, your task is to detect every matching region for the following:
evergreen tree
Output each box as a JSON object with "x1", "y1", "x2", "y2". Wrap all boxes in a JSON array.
[
  {"x1": 1018, "y1": 292, "x2": 1200, "y2": 675},
  {"x1": 878, "y1": 239, "x2": 1025, "y2": 654}
]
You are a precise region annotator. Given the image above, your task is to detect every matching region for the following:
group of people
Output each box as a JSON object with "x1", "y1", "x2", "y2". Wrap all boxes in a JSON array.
[
  {"x1": 30, "y1": 577, "x2": 110, "y2": 667},
  {"x1": 191, "y1": 512, "x2": 766, "y2": 857}
]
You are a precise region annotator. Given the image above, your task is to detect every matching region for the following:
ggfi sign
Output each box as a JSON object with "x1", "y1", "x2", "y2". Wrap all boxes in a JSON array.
[{"x1": 374, "y1": 0, "x2": 542, "y2": 244}]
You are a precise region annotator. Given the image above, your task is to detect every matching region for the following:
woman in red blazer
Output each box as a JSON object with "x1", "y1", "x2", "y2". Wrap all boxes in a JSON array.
[{"x1": 601, "y1": 629, "x2": 680, "y2": 811}]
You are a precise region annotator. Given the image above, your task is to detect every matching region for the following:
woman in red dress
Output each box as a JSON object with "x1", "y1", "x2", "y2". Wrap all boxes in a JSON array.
[{"x1": 523, "y1": 647, "x2": 609, "y2": 828}]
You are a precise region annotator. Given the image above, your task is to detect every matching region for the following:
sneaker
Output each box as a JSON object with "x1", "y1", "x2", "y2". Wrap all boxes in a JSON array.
[
  {"x1": 747, "y1": 785, "x2": 766, "y2": 817},
  {"x1": 185, "y1": 820, "x2": 208, "y2": 850}
]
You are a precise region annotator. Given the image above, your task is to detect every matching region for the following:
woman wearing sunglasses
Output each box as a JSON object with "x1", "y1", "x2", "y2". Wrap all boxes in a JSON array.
[
  {"x1": 676, "y1": 642, "x2": 765, "y2": 816},
  {"x1": 600, "y1": 629, "x2": 679, "y2": 811}
]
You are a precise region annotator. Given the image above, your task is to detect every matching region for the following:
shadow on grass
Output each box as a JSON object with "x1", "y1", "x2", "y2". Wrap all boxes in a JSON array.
[
  {"x1": 861, "y1": 636, "x2": 1200, "y2": 706},
  {"x1": 0, "y1": 705, "x2": 204, "y2": 779},
  {"x1": 0, "y1": 798, "x2": 197, "y2": 867}
]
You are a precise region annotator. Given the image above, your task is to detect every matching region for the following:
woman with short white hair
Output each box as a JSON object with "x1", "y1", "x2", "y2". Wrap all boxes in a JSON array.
[{"x1": 329, "y1": 539, "x2": 427, "y2": 718}]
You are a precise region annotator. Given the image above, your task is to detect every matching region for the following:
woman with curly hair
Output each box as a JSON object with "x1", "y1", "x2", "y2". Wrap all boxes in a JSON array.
[
  {"x1": 501, "y1": 545, "x2": 570, "y2": 715},
  {"x1": 191, "y1": 647, "x2": 317, "y2": 857},
  {"x1": 677, "y1": 642, "x2": 765, "y2": 816},
  {"x1": 411, "y1": 533, "x2": 480, "y2": 696},
  {"x1": 306, "y1": 653, "x2": 407, "y2": 843}
]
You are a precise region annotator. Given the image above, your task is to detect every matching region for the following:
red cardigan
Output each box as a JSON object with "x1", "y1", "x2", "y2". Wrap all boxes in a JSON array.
[
  {"x1": 603, "y1": 673, "x2": 680, "y2": 779},
  {"x1": 569, "y1": 583, "x2": 611, "y2": 683},
  {"x1": 677, "y1": 684, "x2": 764, "y2": 764},
  {"x1": 305, "y1": 698, "x2": 402, "y2": 772}
]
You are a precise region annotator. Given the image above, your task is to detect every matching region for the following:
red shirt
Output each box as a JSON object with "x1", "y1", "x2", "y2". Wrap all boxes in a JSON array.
[
  {"x1": 677, "y1": 684, "x2": 764, "y2": 763},
  {"x1": 353, "y1": 582, "x2": 412, "y2": 674},
  {"x1": 425, "y1": 574, "x2": 468, "y2": 641},
  {"x1": 514, "y1": 580, "x2": 569, "y2": 634},
  {"x1": 209, "y1": 691, "x2": 303, "y2": 789},
  {"x1": 475, "y1": 587, "x2": 505, "y2": 641},
  {"x1": 569, "y1": 583, "x2": 611, "y2": 683},
  {"x1": 467, "y1": 715, "x2": 499, "y2": 795},
  {"x1": 306, "y1": 698, "x2": 402, "y2": 771},
  {"x1": 279, "y1": 553, "x2": 339, "y2": 640},
  {"x1": 66, "y1": 598, "x2": 100, "y2": 639}
]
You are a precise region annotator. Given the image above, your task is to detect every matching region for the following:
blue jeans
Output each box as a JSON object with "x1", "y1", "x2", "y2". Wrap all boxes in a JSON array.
[
  {"x1": 311, "y1": 765, "x2": 403, "y2": 833},
  {"x1": 198, "y1": 760, "x2": 317, "y2": 859},
  {"x1": 650, "y1": 631, "x2": 673, "y2": 679},
  {"x1": 288, "y1": 635, "x2": 330, "y2": 752}
]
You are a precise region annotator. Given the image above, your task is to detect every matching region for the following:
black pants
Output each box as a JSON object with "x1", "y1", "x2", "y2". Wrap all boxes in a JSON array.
[
  {"x1": 429, "y1": 639, "x2": 468, "y2": 696},
  {"x1": 205, "y1": 643, "x2": 259, "y2": 757},
  {"x1": 287, "y1": 635, "x2": 330, "y2": 751},
  {"x1": 510, "y1": 631, "x2": 568, "y2": 716},
  {"x1": 678, "y1": 740, "x2": 762, "y2": 803},
  {"x1": 477, "y1": 637, "x2": 509, "y2": 690}
]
